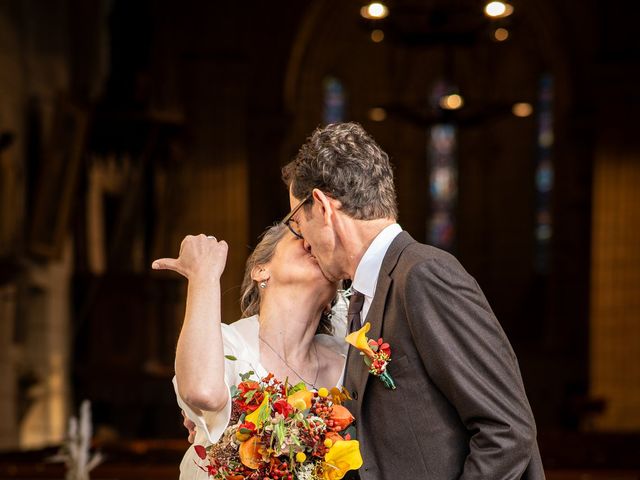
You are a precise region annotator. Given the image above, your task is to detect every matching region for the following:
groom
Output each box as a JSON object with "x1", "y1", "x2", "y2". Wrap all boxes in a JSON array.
[{"x1": 281, "y1": 122, "x2": 545, "y2": 479}]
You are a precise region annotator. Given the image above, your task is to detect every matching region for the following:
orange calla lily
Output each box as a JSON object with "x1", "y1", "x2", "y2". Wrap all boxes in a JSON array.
[
  {"x1": 287, "y1": 389, "x2": 314, "y2": 410},
  {"x1": 239, "y1": 435, "x2": 263, "y2": 470},
  {"x1": 323, "y1": 440, "x2": 363, "y2": 480},
  {"x1": 345, "y1": 322, "x2": 375, "y2": 358}
]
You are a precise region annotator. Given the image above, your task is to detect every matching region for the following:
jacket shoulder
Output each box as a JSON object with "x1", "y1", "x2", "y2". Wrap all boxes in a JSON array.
[{"x1": 393, "y1": 241, "x2": 465, "y2": 277}]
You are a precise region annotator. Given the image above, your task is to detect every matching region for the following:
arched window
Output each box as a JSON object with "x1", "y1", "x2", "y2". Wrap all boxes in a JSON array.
[
  {"x1": 427, "y1": 81, "x2": 458, "y2": 251},
  {"x1": 535, "y1": 74, "x2": 554, "y2": 273},
  {"x1": 322, "y1": 76, "x2": 346, "y2": 124}
]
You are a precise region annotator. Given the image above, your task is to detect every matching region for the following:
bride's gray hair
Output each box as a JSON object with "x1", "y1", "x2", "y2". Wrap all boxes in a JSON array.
[{"x1": 240, "y1": 223, "x2": 334, "y2": 335}]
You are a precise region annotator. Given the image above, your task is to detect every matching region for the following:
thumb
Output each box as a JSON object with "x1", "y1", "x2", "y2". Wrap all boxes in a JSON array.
[{"x1": 151, "y1": 258, "x2": 181, "y2": 272}]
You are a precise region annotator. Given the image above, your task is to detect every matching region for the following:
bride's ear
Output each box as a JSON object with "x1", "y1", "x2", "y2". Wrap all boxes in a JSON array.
[{"x1": 251, "y1": 265, "x2": 270, "y2": 283}]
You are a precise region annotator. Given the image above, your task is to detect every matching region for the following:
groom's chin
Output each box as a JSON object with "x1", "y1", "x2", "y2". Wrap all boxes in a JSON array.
[{"x1": 318, "y1": 264, "x2": 340, "y2": 284}]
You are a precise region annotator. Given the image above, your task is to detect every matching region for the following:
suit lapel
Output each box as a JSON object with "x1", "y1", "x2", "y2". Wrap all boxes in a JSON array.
[{"x1": 351, "y1": 231, "x2": 415, "y2": 411}]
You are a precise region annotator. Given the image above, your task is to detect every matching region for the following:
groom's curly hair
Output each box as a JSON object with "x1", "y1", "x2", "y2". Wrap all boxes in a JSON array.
[{"x1": 282, "y1": 122, "x2": 398, "y2": 220}]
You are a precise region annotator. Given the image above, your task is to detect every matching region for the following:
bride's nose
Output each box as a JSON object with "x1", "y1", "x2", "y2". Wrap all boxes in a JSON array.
[{"x1": 303, "y1": 239, "x2": 312, "y2": 253}]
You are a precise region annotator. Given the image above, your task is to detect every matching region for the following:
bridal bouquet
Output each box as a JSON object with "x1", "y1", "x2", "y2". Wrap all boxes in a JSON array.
[{"x1": 194, "y1": 371, "x2": 362, "y2": 480}]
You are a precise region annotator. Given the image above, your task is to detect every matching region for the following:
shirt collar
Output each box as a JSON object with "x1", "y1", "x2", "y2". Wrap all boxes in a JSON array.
[{"x1": 352, "y1": 223, "x2": 402, "y2": 299}]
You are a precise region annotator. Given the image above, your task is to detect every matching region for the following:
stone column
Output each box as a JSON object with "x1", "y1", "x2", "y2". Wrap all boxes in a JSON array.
[
  {"x1": 0, "y1": 284, "x2": 19, "y2": 449},
  {"x1": 19, "y1": 239, "x2": 73, "y2": 448}
]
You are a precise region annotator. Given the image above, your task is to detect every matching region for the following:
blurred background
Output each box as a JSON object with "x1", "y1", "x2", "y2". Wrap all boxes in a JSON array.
[{"x1": 0, "y1": 0, "x2": 639, "y2": 478}]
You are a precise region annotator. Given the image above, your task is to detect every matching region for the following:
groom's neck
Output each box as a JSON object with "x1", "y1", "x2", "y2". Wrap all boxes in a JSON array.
[{"x1": 339, "y1": 217, "x2": 396, "y2": 279}]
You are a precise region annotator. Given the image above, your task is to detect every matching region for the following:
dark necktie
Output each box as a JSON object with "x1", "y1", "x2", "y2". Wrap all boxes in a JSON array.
[{"x1": 347, "y1": 290, "x2": 365, "y2": 333}]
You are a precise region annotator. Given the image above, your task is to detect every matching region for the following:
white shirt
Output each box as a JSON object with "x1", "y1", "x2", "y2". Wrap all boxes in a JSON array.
[{"x1": 352, "y1": 223, "x2": 403, "y2": 323}]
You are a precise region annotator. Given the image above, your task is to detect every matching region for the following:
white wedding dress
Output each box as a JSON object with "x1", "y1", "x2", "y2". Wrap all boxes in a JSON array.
[{"x1": 173, "y1": 305, "x2": 349, "y2": 480}]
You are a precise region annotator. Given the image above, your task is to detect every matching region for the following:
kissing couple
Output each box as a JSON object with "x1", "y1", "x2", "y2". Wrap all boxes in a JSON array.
[{"x1": 153, "y1": 122, "x2": 545, "y2": 480}]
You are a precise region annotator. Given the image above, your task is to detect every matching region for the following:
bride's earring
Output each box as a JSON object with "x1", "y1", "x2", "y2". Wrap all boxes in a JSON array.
[{"x1": 259, "y1": 281, "x2": 267, "y2": 289}]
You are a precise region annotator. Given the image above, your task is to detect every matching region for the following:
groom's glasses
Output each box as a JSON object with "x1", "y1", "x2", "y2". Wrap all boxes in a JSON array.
[{"x1": 282, "y1": 194, "x2": 311, "y2": 240}]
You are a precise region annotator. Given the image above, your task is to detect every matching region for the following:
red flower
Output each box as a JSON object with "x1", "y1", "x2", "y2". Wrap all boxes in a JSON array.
[
  {"x1": 238, "y1": 421, "x2": 256, "y2": 433},
  {"x1": 236, "y1": 381, "x2": 265, "y2": 413},
  {"x1": 238, "y1": 381, "x2": 260, "y2": 394},
  {"x1": 236, "y1": 421, "x2": 256, "y2": 442},
  {"x1": 194, "y1": 445, "x2": 207, "y2": 460},
  {"x1": 273, "y1": 398, "x2": 294, "y2": 417},
  {"x1": 373, "y1": 338, "x2": 391, "y2": 356},
  {"x1": 206, "y1": 465, "x2": 218, "y2": 476}
]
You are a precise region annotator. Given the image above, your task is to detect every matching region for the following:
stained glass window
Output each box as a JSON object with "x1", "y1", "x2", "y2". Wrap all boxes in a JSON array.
[
  {"x1": 535, "y1": 74, "x2": 554, "y2": 273},
  {"x1": 427, "y1": 82, "x2": 458, "y2": 251},
  {"x1": 322, "y1": 76, "x2": 346, "y2": 124},
  {"x1": 428, "y1": 125, "x2": 458, "y2": 249}
]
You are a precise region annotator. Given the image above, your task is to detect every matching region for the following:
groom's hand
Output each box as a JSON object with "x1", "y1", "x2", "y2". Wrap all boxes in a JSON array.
[
  {"x1": 152, "y1": 234, "x2": 228, "y2": 282},
  {"x1": 181, "y1": 410, "x2": 197, "y2": 443}
]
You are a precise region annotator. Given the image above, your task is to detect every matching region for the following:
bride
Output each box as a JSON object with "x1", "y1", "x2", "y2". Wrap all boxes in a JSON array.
[{"x1": 152, "y1": 224, "x2": 348, "y2": 479}]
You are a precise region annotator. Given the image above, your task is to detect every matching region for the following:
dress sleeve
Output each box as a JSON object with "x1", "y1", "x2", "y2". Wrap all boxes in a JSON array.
[
  {"x1": 173, "y1": 324, "x2": 243, "y2": 445},
  {"x1": 172, "y1": 375, "x2": 231, "y2": 444}
]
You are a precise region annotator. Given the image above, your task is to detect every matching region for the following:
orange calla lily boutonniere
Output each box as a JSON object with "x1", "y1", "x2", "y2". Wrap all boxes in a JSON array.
[{"x1": 345, "y1": 322, "x2": 396, "y2": 390}]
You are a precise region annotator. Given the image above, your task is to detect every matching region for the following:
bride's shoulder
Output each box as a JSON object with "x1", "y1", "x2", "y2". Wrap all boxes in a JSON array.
[{"x1": 222, "y1": 315, "x2": 259, "y2": 341}]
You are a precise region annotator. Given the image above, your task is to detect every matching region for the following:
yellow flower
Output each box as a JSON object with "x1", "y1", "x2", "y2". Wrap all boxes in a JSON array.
[
  {"x1": 329, "y1": 387, "x2": 352, "y2": 406},
  {"x1": 323, "y1": 440, "x2": 363, "y2": 480},
  {"x1": 345, "y1": 322, "x2": 375, "y2": 358},
  {"x1": 318, "y1": 387, "x2": 329, "y2": 397},
  {"x1": 287, "y1": 389, "x2": 313, "y2": 410},
  {"x1": 296, "y1": 451, "x2": 307, "y2": 463},
  {"x1": 245, "y1": 393, "x2": 270, "y2": 429}
]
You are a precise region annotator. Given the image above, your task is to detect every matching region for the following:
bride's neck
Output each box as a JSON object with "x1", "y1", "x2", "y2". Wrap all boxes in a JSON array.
[{"x1": 257, "y1": 287, "x2": 324, "y2": 363}]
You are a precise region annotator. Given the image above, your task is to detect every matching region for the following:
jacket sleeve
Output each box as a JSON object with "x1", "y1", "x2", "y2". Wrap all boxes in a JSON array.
[{"x1": 404, "y1": 254, "x2": 538, "y2": 480}]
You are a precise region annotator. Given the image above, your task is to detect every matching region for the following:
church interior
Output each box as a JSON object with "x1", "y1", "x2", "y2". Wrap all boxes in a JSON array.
[{"x1": 0, "y1": 0, "x2": 639, "y2": 478}]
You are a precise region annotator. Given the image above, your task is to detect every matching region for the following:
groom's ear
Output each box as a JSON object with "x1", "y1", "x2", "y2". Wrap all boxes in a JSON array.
[{"x1": 312, "y1": 188, "x2": 341, "y2": 226}]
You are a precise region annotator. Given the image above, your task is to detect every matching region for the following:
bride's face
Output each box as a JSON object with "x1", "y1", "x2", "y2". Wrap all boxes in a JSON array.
[{"x1": 267, "y1": 232, "x2": 337, "y2": 300}]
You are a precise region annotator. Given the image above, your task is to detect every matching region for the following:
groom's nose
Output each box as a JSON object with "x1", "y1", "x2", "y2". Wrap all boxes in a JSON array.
[{"x1": 303, "y1": 239, "x2": 312, "y2": 253}]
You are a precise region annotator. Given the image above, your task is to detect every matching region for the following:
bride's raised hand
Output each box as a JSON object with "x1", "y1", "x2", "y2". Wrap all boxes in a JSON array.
[{"x1": 151, "y1": 234, "x2": 228, "y2": 282}]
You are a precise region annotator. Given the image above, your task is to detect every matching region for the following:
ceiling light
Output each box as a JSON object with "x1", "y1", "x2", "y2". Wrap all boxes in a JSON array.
[
  {"x1": 484, "y1": 1, "x2": 514, "y2": 19},
  {"x1": 371, "y1": 29, "x2": 385, "y2": 42},
  {"x1": 493, "y1": 28, "x2": 509, "y2": 41},
  {"x1": 439, "y1": 94, "x2": 464, "y2": 110},
  {"x1": 368, "y1": 107, "x2": 387, "y2": 121},
  {"x1": 512, "y1": 103, "x2": 533, "y2": 117},
  {"x1": 361, "y1": 2, "x2": 389, "y2": 20}
]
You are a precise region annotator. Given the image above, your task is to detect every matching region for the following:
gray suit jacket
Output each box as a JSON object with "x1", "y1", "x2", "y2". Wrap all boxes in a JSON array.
[{"x1": 344, "y1": 232, "x2": 545, "y2": 480}]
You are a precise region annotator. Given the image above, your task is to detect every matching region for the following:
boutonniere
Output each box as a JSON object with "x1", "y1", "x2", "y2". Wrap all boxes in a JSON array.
[{"x1": 345, "y1": 322, "x2": 396, "y2": 390}]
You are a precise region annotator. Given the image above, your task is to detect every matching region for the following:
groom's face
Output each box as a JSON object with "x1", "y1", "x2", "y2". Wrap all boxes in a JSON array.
[{"x1": 288, "y1": 189, "x2": 344, "y2": 282}]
